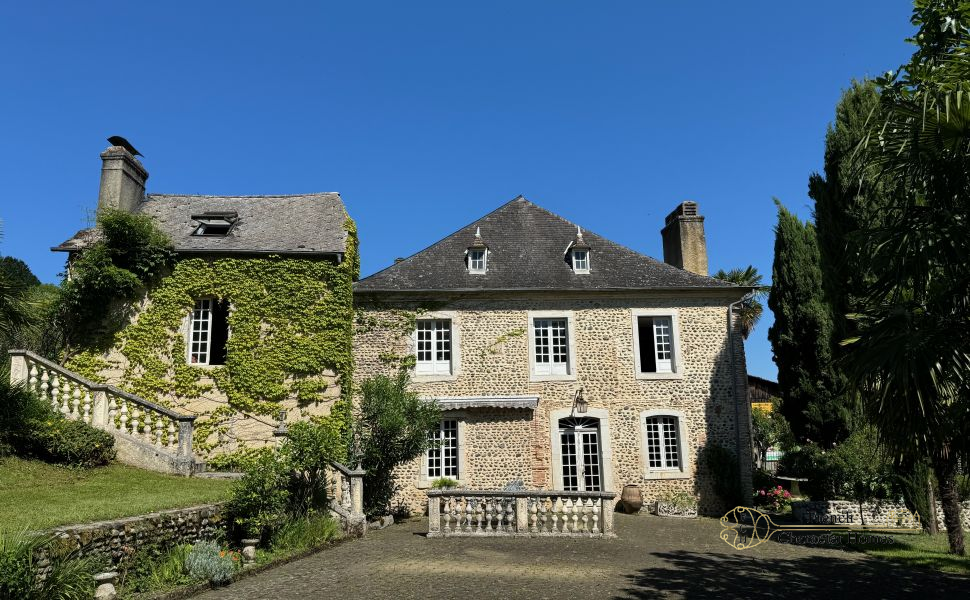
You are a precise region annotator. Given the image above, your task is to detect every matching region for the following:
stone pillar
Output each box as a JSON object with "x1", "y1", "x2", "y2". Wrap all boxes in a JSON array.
[
  {"x1": 600, "y1": 497, "x2": 615, "y2": 537},
  {"x1": 350, "y1": 470, "x2": 365, "y2": 518},
  {"x1": 98, "y1": 145, "x2": 148, "y2": 214},
  {"x1": 9, "y1": 353, "x2": 27, "y2": 385},
  {"x1": 177, "y1": 419, "x2": 194, "y2": 457},
  {"x1": 428, "y1": 495, "x2": 441, "y2": 536},
  {"x1": 91, "y1": 390, "x2": 109, "y2": 428},
  {"x1": 515, "y1": 497, "x2": 529, "y2": 533}
]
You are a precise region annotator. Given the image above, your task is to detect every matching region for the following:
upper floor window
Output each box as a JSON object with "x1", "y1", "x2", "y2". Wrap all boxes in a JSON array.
[
  {"x1": 571, "y1": 249, "x2": 590, "y2": 274},
  {"x1": 635, "y1": 315, "x2": 676, "y2": 374},
  {"x1": 188, "y1": 298, "x2": 229, "y2": 365},
  {"x1": 468, "y1": 249, "x2": 487, "y2": 274},
  {"x1": 644, "y1": 414, "x2": 681, "y2": 470},
  {"x1": 533, "y1": 317, "x2": 570, "y2": 376},
  {"x1": 427, "y1": 419, "x2": 459, "y2": 479},
  {"x1": 416, "y1": 319, "x2": 452, "y2": 375}
]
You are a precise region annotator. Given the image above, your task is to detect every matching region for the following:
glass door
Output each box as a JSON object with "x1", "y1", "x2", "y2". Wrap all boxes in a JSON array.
[{"x1": 558, "y1": 417, "x2": 602, "y2": 492}]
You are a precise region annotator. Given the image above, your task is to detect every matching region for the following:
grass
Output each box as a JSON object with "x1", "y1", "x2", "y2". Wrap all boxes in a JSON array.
[
  {"x1": 839, "y1": 530, "x2": 970, "y2": 576},
  {"x1": 0, "y1": 457, "x2": 233, "y2": 532}
]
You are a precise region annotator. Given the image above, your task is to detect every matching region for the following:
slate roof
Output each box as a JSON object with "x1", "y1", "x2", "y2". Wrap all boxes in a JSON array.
[
  {"x1": 54, "y1": 193, "x2": 350, "y2": 256},
  {"x1": 355, "y1": 196, "x2": 739, "y2": 293}
]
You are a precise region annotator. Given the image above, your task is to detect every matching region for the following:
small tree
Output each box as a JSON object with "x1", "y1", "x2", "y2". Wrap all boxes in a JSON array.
[
  {"x1": 751, "y1": 398, "x2": 792, "y2": 468},
  {"x1": 353, "y1": 372, "x2": 441, "y2": 517}
]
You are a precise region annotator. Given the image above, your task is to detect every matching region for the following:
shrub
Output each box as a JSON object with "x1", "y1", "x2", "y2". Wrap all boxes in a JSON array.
[
  {"x1": 353, "y1": 372, "x2": 441, "y2": 517},
  {"x1": 700, "y1": 444, "x2": 743, "y2": 508},
  {"x1": 270, "y1": 513, "x2": 341, "y2": 554},
  {"x1": 0, "y1": 531, "x2": 98, "y2": 600},
  {"x1": 205, "y1": 446, "x2": 275, "y2": 473},
  {"x1": 753, "y1": 485, "x2": 793, "y2": 512},
  {"x1": 225, "y1": 452, "x2": 289, "y2": 540},
  {"x1": 282, "y1": 419, "x2": 345, "y2": 515},
  {"x1": 0, "y1": 380, "x2": 115, "y2": 468},
  {"x1": 118, "y1": 543, "x2": 193, "y2": 594},
  {"x1": 184, "y1": 541, "x2": 239, "y2": 586},
  {"x1": 657, "y1": 491, "x2": 698, "y2": 512}
]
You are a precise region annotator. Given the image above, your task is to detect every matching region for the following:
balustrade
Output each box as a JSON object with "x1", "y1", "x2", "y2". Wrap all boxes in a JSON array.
[{"x1": 427, "y1": 490, "x2": 616, "y2": 538}]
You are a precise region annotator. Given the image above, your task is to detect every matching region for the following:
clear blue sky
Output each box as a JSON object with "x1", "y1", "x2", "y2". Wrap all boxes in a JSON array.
[{"x1": 0, "y1": 1, "x2": 916, "y2": 379}]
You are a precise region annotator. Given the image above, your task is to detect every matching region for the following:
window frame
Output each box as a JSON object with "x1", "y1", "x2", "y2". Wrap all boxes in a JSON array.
[
  {"x1": 549, "y1": 407, "x2": 614, "y2": 492},
  {"x1": 185, "y1": 298, "x2": 229, "y2": 367},
  {"x1": 631, "y1": 308, "x2": 684, "y2": 380},
  {"x1": 640, "y1": 409, "x2": 690, "y2": 480},
  {"x1": 410, "y1": 311, "x2": 460, "y2": 381},
  {"x1": 528, "y1": 311, "x2": 576, "y2": 381},
  {"x1": 571, "y1": 249, "x2": 590, "y2": 274},
  {"x1": 467, "y1": 248, "x2": 487, "y2": 274},
  {"x1": 418, "y1": 412, "x2": 466, "y2": 488}
]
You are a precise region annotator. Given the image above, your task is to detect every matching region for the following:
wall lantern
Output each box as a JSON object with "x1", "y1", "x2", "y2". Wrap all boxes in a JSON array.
[{"x1": 572, "y1": 387, "x2": 588, "y2": 415}]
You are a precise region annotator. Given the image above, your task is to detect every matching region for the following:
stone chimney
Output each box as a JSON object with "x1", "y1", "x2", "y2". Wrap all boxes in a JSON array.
[
  {"x1": 98, "y1": 144, "x2": 148, "y2": 213},
  {"x1": 661, "y1": 201, "x2": 708, "y2": 276}
]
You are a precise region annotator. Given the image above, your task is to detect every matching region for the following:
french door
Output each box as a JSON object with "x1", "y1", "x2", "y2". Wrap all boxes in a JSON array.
[{"x1": 559, "y1": 417, "x2": 602, "y2": 492}]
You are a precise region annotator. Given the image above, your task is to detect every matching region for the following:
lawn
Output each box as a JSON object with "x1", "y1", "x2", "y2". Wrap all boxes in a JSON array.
[
  {"x1": 0, "y1": 457, "x2": 233, "y2": 532},
  {"x1": 841, "y1": 530, "x2": 970, "y2": 576}
]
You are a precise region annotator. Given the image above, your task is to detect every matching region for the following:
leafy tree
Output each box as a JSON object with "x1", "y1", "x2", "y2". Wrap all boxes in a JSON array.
[
  {"x1": 0, "y1": 257, "x2": 40, "y2": 290},
  {"x1": 352, "y1": 372, "x2": 441, "y2": 517},
  {"x1": 751, "y1": 398, "x2": 792, "y2": 468},
  {"x1": 712, "y1": 266, "x2": 770, "y2": 339},
  {"x1": 843, "y1": 0, "x2": 970, "y2": 555},
  {"x1": 767, "y1": 202, "x2": 850, "y2": 447}
]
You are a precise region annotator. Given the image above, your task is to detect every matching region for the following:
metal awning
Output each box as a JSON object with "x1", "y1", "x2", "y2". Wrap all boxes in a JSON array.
[{"x1": 429, "y1": 396, "x2": 539, "y2": 411}]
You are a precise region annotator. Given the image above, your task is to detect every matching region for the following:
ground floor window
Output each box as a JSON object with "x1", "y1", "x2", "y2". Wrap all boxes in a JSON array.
[
  {"x1": 427, "y1": 419, "x2": 459, "y2": 479},
  {"x1": 558, "y1": 416, "x2": 602, "y2": 492},
  {"x1": 644, "y1": 415, "x2": 681, "y2": 470}
]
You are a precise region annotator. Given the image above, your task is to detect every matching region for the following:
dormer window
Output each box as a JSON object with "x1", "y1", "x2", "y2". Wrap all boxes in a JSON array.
[
  {"x1": 466, "y1": 227, "x2": 487, "y2": 275},
  {"x1": 572, "y1": 249, "x2": 589, "y2": 273},
  {"x1": 192, "y1": 212, "x2": 238, "y2": 237},
  {"x1": 568, "y1": 227, "x2": 591, "y2": 274}
]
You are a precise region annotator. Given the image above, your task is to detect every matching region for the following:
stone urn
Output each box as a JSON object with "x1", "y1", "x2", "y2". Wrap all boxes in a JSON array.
[
  {"x1": 94, "y1": 571, "x2": 119, "y2": 600},
  {"x1": 241, "y1": 539, "x2": 259, "y2": 566},
  {"x1": 620, "y1": 484, "x2": 643, "y2": 514}
]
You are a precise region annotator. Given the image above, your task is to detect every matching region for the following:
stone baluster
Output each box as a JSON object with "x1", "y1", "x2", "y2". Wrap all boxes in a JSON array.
[
  {"x1": 464, "y1": 497, "x2": 474, "y2": 533},
  {"x1": 71, "y1": 383, "x2": 81, "y2": 419},
  {"x1": 167, "y1": 419, "x2": 176, "y2": 447},
  {"x1": 549, "y1": 498, "x2": 559, "y2": 533},
  {"x1": 119, "y1": 400, "x2": 129, "y2": 434},
  {"x1": 442, "y1": 497, "x2": 452, "y2": 534},
  {"x1": 60, "y1": 378, "x2": 71, "y2": 415},
  {"x1": 341, "y1": 474, "x2": 352, "y2": 510},
  {"x1": 529, "y1": 499, "x2": 539, "y2": 533},
  {"x1": 154, "y1": 416, "x2": 164, "y2": 446},
  {"x1": 484, "y1": 498, "x2": 494, "y2": 533},
  {"x1": 130, "y1": 406, "x2": 140, "y2": 437},
  {"x1": 107, "y1": 396, "x2": 118, "y2": 430},
  {"x1": 82, "y1": 390, "x2": 92, "y2": 424},
  {"x1": 28, "y1": 364, "x2": 38, "y2": 391},
  {"x1": 540, "y1": 498, "x2": 549, "y2": 533},
  {"x1": 581, "y1": 498, "x2": 591, "y2": 533},
  {"x1": 592, "y1": 499, "x2": 600, "y2": 533},
  {"x1": 505, "y1": 498, "x2": 515, "y2": 533},
  {"x1": 49, "y1": 374, "x2": 59, "y2": 411},
  {"x1": 453, "y1": 497, "x2": 463, "y2": 532},
  {"x1": 564, "y1": 498, "x2": 574, "y2": 533},
  {"x1": 143, "y1": 413, "x2": 154, "y2": 442},
  {"x1": 472, "y1": 497, "x2": 482, "y2": 533}
]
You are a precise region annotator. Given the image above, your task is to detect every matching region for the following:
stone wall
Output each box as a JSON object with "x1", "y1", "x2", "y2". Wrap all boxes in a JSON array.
[
  {"x1": 793, "y1": 500, "x2": 970, "y2": 531},
  {"x1": 354, "y1": 292, "x2": 751, "y2": 515},
  {"x1": 38, "y1": 504, "x2": 224, "y2": 571}
]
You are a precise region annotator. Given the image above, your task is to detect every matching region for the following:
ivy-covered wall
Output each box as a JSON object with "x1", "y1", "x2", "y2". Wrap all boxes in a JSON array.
[{"x1": 70, "y1": 219, "x2": 358, "y2": 458}]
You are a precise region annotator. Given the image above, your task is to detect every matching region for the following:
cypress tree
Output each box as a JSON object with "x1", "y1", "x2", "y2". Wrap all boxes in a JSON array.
[{"x1": 767, "y1": 202, "x2": 848, "y2": 446}]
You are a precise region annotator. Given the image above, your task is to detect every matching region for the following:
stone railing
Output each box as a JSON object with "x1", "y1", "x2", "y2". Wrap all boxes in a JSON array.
[
  {"x1": 328, "y1": 461, "x2": 367, "y2": 536},
  {"x1": 427, "y1": 490, "x2": 616, "y2": 538},
  {"x1": 8, "y1": 350, "x2": 199, "y2": 475}
]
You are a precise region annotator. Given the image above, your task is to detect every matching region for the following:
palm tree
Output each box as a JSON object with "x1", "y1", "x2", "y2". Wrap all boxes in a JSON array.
[
  {"x1": 844, "y1": 4, "x2": 970, "y2": 556},
  {"x1": 712, "y1": 265, "x2": 770, "y2": 339}
]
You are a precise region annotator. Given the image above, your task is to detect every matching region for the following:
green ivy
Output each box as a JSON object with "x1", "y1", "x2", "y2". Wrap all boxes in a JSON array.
[{"x1": 70, "y1": 218, "x2": 359, "y2": 456}]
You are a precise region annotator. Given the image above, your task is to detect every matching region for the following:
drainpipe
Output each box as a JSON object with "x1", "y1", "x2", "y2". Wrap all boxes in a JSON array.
[{"x1": 728, "y1": 291, "x2": 756, "y2": 498}]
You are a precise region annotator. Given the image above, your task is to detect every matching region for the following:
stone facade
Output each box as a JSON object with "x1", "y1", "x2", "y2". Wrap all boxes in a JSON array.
[
  {"x1": 38, "y1": 504, "x2": 224, "y2": 571},
  {"x1": 354, "y1": 291, "x2": 752, "y2": 516},
  {"x1": 792, "y1": 499, "x2": 970, "y2": 531}
]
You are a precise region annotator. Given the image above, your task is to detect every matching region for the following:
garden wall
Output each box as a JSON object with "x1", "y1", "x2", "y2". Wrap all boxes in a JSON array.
[
  {"x1": 792, "y1": 500, "x2": 970, "y2": 531},
  {"x1": 37, "y1": 503, "x2": 224, "y2": 572}
]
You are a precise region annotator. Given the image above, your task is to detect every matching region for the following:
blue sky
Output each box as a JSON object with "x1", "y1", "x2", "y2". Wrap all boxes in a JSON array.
[{"x1": 0, "y1": 2, "x2": 916, "y2": 379}]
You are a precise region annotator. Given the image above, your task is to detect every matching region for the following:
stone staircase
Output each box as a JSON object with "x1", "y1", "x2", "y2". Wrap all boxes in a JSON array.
[{"x1": 8, "y1": 350, "x2": 203, "y2": 475}]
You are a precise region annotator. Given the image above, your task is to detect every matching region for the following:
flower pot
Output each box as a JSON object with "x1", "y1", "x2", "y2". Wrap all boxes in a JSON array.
[
  {"x1": 620, "y1": 484, "x2": 643, "y2": 514},
  {"x1": 241, "y1": 539, "x2": 259, "y2": 565}
]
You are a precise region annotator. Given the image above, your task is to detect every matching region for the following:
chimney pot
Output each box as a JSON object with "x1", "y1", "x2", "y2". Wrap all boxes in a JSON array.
[
  {"x1": 98, "y1": 142, "x2": 148, "y2": 213},
  {"x1": 661, "y1": 201, "x2": 708, "y2": 276}
]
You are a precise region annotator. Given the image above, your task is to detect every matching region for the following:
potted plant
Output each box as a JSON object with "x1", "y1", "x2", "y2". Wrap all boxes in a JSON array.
[{"x1": 654, "y1": 491, "x2": 699, "y2": 518}]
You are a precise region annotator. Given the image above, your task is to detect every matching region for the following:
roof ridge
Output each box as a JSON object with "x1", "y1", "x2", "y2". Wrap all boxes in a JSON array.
[{"x1": 145, "y1": 192, "x2": 340, "y2": 199}]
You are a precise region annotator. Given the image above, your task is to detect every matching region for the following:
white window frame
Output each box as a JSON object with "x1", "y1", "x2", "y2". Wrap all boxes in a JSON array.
[
  {"x1": 426, "y1": 418, "x2": 460, "y2": 479},
  {"x1": 409, "y1": 311, "x2": 460, "y2": 381},
  {"x1": 528, "y1": 311, "x2": 576, "y2": 381},
  {"x1": 467, "y1": 248, "x2": 487, "y2": 274},
  {"x1": 640, "y1": 409, "x2": 690, "y2": 480},
  {"x1": 631, "y1": 308, "x2": 683, "y2": 380},
  {"x1": 187, "y1": 298, "x2": 214, "y2": 366},
  {"x1": 549, "y1": 407, "x2": 614, "y2": 492},
  {"x1": 571, "y1": 249, "x2": 590, "y2": 274},
  {"x1": 418, "y1": 413, "x2": 466, "y2": 488}
]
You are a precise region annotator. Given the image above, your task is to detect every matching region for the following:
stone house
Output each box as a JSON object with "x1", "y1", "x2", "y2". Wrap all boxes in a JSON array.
[
  {"x1": 51, "y1": 141, "x2": 358, "y2": 458},
  {"x1": 353, "y1": 197, "x2": 753, "y2": 515}
]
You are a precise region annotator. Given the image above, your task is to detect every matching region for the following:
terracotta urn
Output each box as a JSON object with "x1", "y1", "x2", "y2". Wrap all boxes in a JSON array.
[{"x1": 620, "y1": 484, "x2": 643, "y2": 514}]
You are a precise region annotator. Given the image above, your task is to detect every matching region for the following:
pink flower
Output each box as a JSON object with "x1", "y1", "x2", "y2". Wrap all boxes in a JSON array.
[{"x1": 759, "y1": 490, "x2": 766, "y2": 496}]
